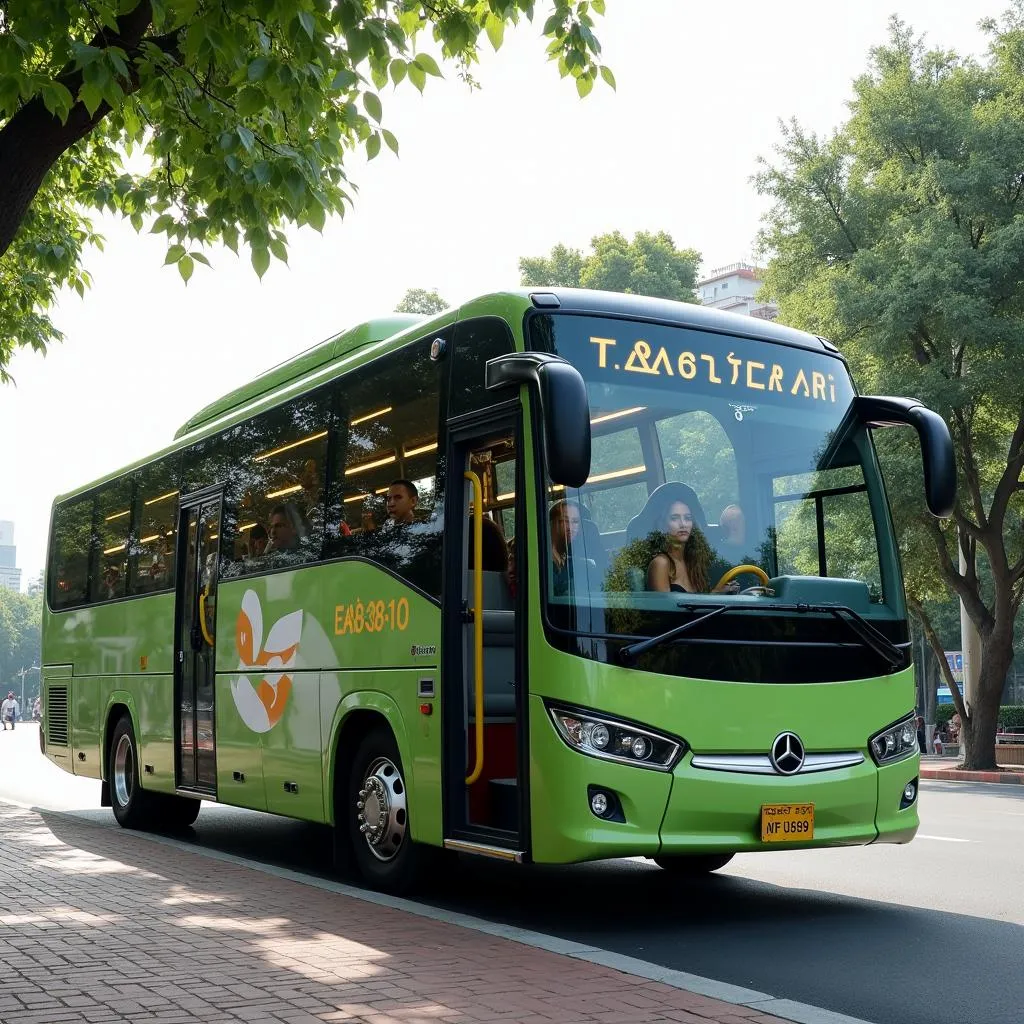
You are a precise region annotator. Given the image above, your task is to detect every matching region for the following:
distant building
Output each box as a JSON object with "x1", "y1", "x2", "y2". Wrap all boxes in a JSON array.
[
  {"x1": 0, "y1": 520, "x2": 22, "y2": 593},
  {"x1": 697, "y1": 262, "x2": 778, "y2": 320}
]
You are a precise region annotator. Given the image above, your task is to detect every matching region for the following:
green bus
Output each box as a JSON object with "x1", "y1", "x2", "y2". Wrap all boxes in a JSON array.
[{"x1": 41, "y1": 288, "x2": 955, "y2": 891}]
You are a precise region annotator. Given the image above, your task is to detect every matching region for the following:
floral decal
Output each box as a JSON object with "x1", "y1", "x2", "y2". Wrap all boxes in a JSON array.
[{"x1": 230, "y1": 589, "x2": 303, "y2": 734}]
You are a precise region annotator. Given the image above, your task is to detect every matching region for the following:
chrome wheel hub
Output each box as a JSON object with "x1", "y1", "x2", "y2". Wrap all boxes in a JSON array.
[
  {"x1": 356, "y1": 756, "x2": 407, "y2": 862},
  {"x1": 113, "y1": 733, "x2": 134, "y2": 807}
]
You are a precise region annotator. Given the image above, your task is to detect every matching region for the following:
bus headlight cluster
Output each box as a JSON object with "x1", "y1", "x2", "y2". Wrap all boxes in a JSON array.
[
  {"x1": 547, "y1": 704, "x2": 684, "y2": 771},
  {"x1": 869, "y1": 713, "x2": 918, "y2": 766}
]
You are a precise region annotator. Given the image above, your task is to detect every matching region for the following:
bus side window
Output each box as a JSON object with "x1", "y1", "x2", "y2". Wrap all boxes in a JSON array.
[
  {"x1": 219, "y1": 393, "x2": 330, "y2": 574},
  {"x1": 128, "y1": 454, "x2": 180, "y2": 595},
  {"x1": 49, "y1": 495, "x2": 93, "y2": 609},
  {"x1": 449, "y1": 317, "x2": 516, "y2": 419},
  {"x1": 93, "y1": 480, "x2": 132, "y2": 602},
  {"x1": 329, "y1": 336, "x2": 444, "y2": 598}
]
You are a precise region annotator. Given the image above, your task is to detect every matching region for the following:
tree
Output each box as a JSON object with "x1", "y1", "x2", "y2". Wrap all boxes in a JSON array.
[
  {"x1": 519, "y1": 230, "x2": 701, "y2": 302},
  {"x1": 0, "y1": 1, "x2": 612, "y2": 380},
  {"x1": 0, "y1": 588, "x2": 42, "y2": 701},
  {"x1": 756, "y1": 7, "x2": 1024, "y2": 768},
  {"x1": 395, "y1": 287, "x2": 447, "y2": 315}
]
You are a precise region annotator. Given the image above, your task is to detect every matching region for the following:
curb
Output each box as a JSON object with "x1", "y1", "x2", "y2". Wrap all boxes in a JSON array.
[{"x1": 921, "y1": 767, "x2": 1024, "y2": 784}]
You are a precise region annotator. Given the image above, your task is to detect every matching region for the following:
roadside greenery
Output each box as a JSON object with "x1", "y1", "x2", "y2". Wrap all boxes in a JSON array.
[
  {"x1": 0, "y1": 0, "x2": 610, "y2": 378},
  {"x1": 757, "y1": 6, "x2": 1024, "y2": 769}
]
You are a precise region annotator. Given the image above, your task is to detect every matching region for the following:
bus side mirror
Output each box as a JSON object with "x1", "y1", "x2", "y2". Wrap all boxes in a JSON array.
[
  {"x1": 856, "y1": 396, "x2": 956, "y2": 519},
  {"x1": 485, "y1": 352, "x2": 592, "y2": 488}
]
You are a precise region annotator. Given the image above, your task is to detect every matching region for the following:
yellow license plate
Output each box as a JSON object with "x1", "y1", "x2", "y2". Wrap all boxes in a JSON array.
[{"x1": 761, "y1": 803, "x2": 814, "y2": 842}]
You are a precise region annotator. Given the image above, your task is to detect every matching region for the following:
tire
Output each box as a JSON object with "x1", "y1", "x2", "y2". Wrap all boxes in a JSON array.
[
  {"x1": 346, "y1": 726, "x2": 425, "y2": 893},
  {"x1": 654, "y1": 852, "x2": 735, "y2": 875},
  {"x1": 109, "y1": 714, "x2": 156, "y2": 829}
]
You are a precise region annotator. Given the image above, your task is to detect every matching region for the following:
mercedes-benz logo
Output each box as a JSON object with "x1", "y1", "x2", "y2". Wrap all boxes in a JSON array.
[{"x1": 770, "y1": 732, "x2": 805, "y2": 775}]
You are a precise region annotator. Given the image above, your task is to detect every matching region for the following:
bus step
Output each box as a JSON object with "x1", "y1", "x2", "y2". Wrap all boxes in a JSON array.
[
  {"x1": 443, "y1": 838, "x2": 523, "y2": 863},
  {"x1": 489, "y1": 777, "x2": 518, "y2": 832}
]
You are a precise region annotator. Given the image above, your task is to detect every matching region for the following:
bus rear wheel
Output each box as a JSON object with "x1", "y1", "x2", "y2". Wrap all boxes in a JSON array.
[
  {"x1": 346, "y1": 726, "x2": 423, "y2": 894},
  {"x1": 654, "y1": 853, "x2": 735, "y2": 875},
  {"x1": 109, "y1": 714, "x2": 156, "y2": 829}
]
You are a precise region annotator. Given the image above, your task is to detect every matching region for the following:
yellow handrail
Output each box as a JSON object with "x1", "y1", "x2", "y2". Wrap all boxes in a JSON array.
[
  {"x1": 198, "y1": 586, "x2": 215, "y2": 647},
  {"x1": 464, "y1": 470, "x2": 485, "y2": 785}
]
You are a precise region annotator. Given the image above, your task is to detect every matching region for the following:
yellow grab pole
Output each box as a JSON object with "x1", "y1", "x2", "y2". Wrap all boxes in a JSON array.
[{"x1": 464, "y1": 470, "x2": 485, "y2": 785}]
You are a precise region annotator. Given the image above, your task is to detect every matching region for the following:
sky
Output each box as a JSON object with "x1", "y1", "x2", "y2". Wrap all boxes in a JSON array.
[{"x1": 0, "y1": 0, "x2": 996, "y2": 589}]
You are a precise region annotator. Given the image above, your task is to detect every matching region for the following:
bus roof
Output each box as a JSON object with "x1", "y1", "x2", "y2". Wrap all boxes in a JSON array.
[{"x1": 173, "y1": 314, "x2": 425, "y2": 439}]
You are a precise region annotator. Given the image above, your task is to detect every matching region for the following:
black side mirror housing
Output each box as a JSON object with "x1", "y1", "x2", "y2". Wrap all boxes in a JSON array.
[
  {"x1": 856, "y1": 396, "x2": 956, "y2": 518},
  {"x1": 485, "y1": 352, "x2": 592, "y2": 488}
]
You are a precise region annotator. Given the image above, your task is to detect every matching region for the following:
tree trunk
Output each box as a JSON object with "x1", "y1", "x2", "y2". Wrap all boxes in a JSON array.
[{"x1": 961, "y1": 632, "x2": 1013, "y2": 770}]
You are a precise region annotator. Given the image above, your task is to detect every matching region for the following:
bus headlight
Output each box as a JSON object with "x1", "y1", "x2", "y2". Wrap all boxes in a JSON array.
[
  {"x1": 869, "y1": 713, "x2": 918, "y2": 766},
  {"x1": 547, "y1": 703, "x2": 685, "y2": 771}
]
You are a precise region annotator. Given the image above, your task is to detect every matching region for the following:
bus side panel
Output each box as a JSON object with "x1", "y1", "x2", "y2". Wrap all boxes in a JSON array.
[
  {"x1": 41, "y1": 664, "x2": 73, "y2": 770},
  {"x1": 262, "y1": 669, "x2": 322, "y2": 821}
]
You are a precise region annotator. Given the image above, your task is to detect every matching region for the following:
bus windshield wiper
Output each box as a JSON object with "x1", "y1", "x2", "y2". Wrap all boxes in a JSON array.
[
  {"x1": 618, "y1": 605, "x2": 730, "y2": 666},
  {"x1": 616, "y1": 601, "x2": 905, "y2": 672},
  {"x1": 815, "y1": 604, "x2": 905, "y2": 672}
]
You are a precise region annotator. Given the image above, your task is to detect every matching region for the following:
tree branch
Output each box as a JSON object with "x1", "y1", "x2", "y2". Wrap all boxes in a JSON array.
[
  {"x1": 924, "y1": 515, "x2": 993, "y2": 633},
  {"x1": 0, "y1": 2, "x2": 180, "y2": 258},
  {"x1": 988, "y1": 406, "x2": 1024, "y2": 531},
  {"x1": 909, "y1": 596, "x2": 969, "y2": 723}
]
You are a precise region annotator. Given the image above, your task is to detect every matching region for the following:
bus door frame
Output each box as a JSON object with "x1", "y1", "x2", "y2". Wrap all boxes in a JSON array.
[
  {"x1": 173, "y1": 483, "x2": 224, "y2": 797},
  {"x1": 440, "y1": 406, "x2": 531, "y2": 857}
]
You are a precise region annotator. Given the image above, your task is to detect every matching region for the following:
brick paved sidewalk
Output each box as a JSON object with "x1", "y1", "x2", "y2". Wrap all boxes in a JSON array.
[{"x1": 0, "y1": 804, "x2": 792, "y2": 1024}]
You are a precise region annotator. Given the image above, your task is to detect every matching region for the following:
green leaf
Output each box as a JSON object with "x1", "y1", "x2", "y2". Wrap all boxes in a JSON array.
[
  {"x1": 366, "y1": 132, "x2": 381, "y2": 160},
  {"x1": 269, "y1": 238, "x2": 288, "y2": 263},
  {"x1": 413, "y1": 53, "x2": 442, "y2": 77},
  {"x1": 389, "y1": 59, "x2": 407, "y2": 86},
  {"x1": 79, "y1": 83, "x2": 104, "y2": 117},
  {"x1": 599, "y1": 65, "x2": 616, "y2": 89},
  {"x1": 151, "y1": 214, "x2": 175, "y2": 234},
  {"x1": 248, "y1": 57, "x2": 270, "y2": 81},
  {"x1": 41, "y1": 82, "x2": 74, "y2": 122},
  {"x1": 408, "y1": 62, "x2": 426, "y2": 93},
  {"x1": 485, "y1": 15, "x2": 505, "y2": 51},
  {"x1": 236, "y1": 86, "x2": 264, "y2": 118},
  {"x1": 178, "y1": 254, "x2": 195, "y2": 283},
  {"x1": 189, "y1": 251, "x2": 211, "y2": 267},
  {"x1": 592, "y1": 0, "x2": 606, "y2": 12},
  {"x1": 331, "y1": 67, "x2": 357, "y2": 90},
  {"x1": 576, "y1": 73, "x2": 593, "y2": 98},
  {"x1": 382, "y1": 129, "x2": 399, "y2": 155},
  {"x1": 164, "y1": 243, "x2": 186, "y2": 265},
  {"x1": 251, "y1": 247, "x2": 270, "y2": 278},
  {"x1": 297, "y1": 10, "x2": 315, "y2": 40},
  {"x1": 363, "y1": 91, "x2": 382, "y2": 122},
  {"x1": 237, "y1": 125, "x2": 255, "y2": 152}
]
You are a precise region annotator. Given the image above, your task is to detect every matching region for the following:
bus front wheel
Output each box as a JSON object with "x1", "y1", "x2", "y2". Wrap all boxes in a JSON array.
[
  {"x1": 654, "y1": 853, "x2": 735, "y2": 875},
  {"x1": 346, "y1": 726, "x2": 423, "y2": 893},
  {"x1": 109, "y1": 714, "x2": 155, "y2": 829}
]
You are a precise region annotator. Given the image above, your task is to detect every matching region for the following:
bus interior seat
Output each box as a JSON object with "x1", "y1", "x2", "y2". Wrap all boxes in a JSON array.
[{"x1": 466, "y1": 571, "x2": 516, "y2": 717}]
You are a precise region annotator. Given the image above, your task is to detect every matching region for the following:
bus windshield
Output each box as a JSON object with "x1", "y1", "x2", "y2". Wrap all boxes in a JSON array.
[{"x1": 530, "y1": 312, "x2": 907, "y2": 682}]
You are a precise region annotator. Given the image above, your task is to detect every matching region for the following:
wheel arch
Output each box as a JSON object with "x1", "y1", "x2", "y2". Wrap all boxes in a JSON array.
[{"x1": 325, "y1": 692, "x2": 413, "y2": 828}]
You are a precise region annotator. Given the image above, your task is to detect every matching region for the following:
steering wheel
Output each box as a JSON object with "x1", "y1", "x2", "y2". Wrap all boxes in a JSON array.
[{"x1": 714, "y1": 564, "x2": 771, "y2": 592}]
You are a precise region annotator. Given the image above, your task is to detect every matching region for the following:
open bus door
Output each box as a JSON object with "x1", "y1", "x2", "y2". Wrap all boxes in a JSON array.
[{"x1": 441, "y1": 416, "x2": 528, "y2": 862}]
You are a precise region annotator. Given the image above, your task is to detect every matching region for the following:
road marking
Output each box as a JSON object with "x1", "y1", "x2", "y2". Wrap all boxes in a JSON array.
[
  {"x1": 917, "y1": 834, "x2": 971, "y2": 843},
  {"x1": 32, "y1": 804, "x2": 876, "y2": 1024}
]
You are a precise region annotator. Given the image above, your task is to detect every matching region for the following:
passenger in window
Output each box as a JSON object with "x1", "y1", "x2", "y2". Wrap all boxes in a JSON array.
[
  {"x1": 550, "y1": 499, "x2": 585, "y2": 596},
  {"x1": 99, "y1": 564, "x2": 122, "y2": 601},
  {"x1": 386, "y1": 479, "x2": 418, "y2": 525},
  {"x1": 248, "y1": 523, "x2": 269, "y2": 558},
  {"x1": 719, "y1": 504, "x2": 746, "y2": 547},
  {"x1": 645, "y1": 496, "x2": 739, "y2": 596},
  {"x1": 266, "y1": 504, "x2": 304, "y2": 553},
  {"x1": 468, "y1": 516, "x2": 509, "y2": 572}
]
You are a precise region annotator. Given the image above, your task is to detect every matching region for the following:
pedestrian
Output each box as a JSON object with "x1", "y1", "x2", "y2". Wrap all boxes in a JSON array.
[
  {"x1": 1, "y1": 692, "x2": 19, "y2": 731},
  {"x1": 932, "y1": 723, "x2": 944, "y2": 756},
  {"x1": 916, "y1": 715, "x2": 926, "y2": 754}
]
